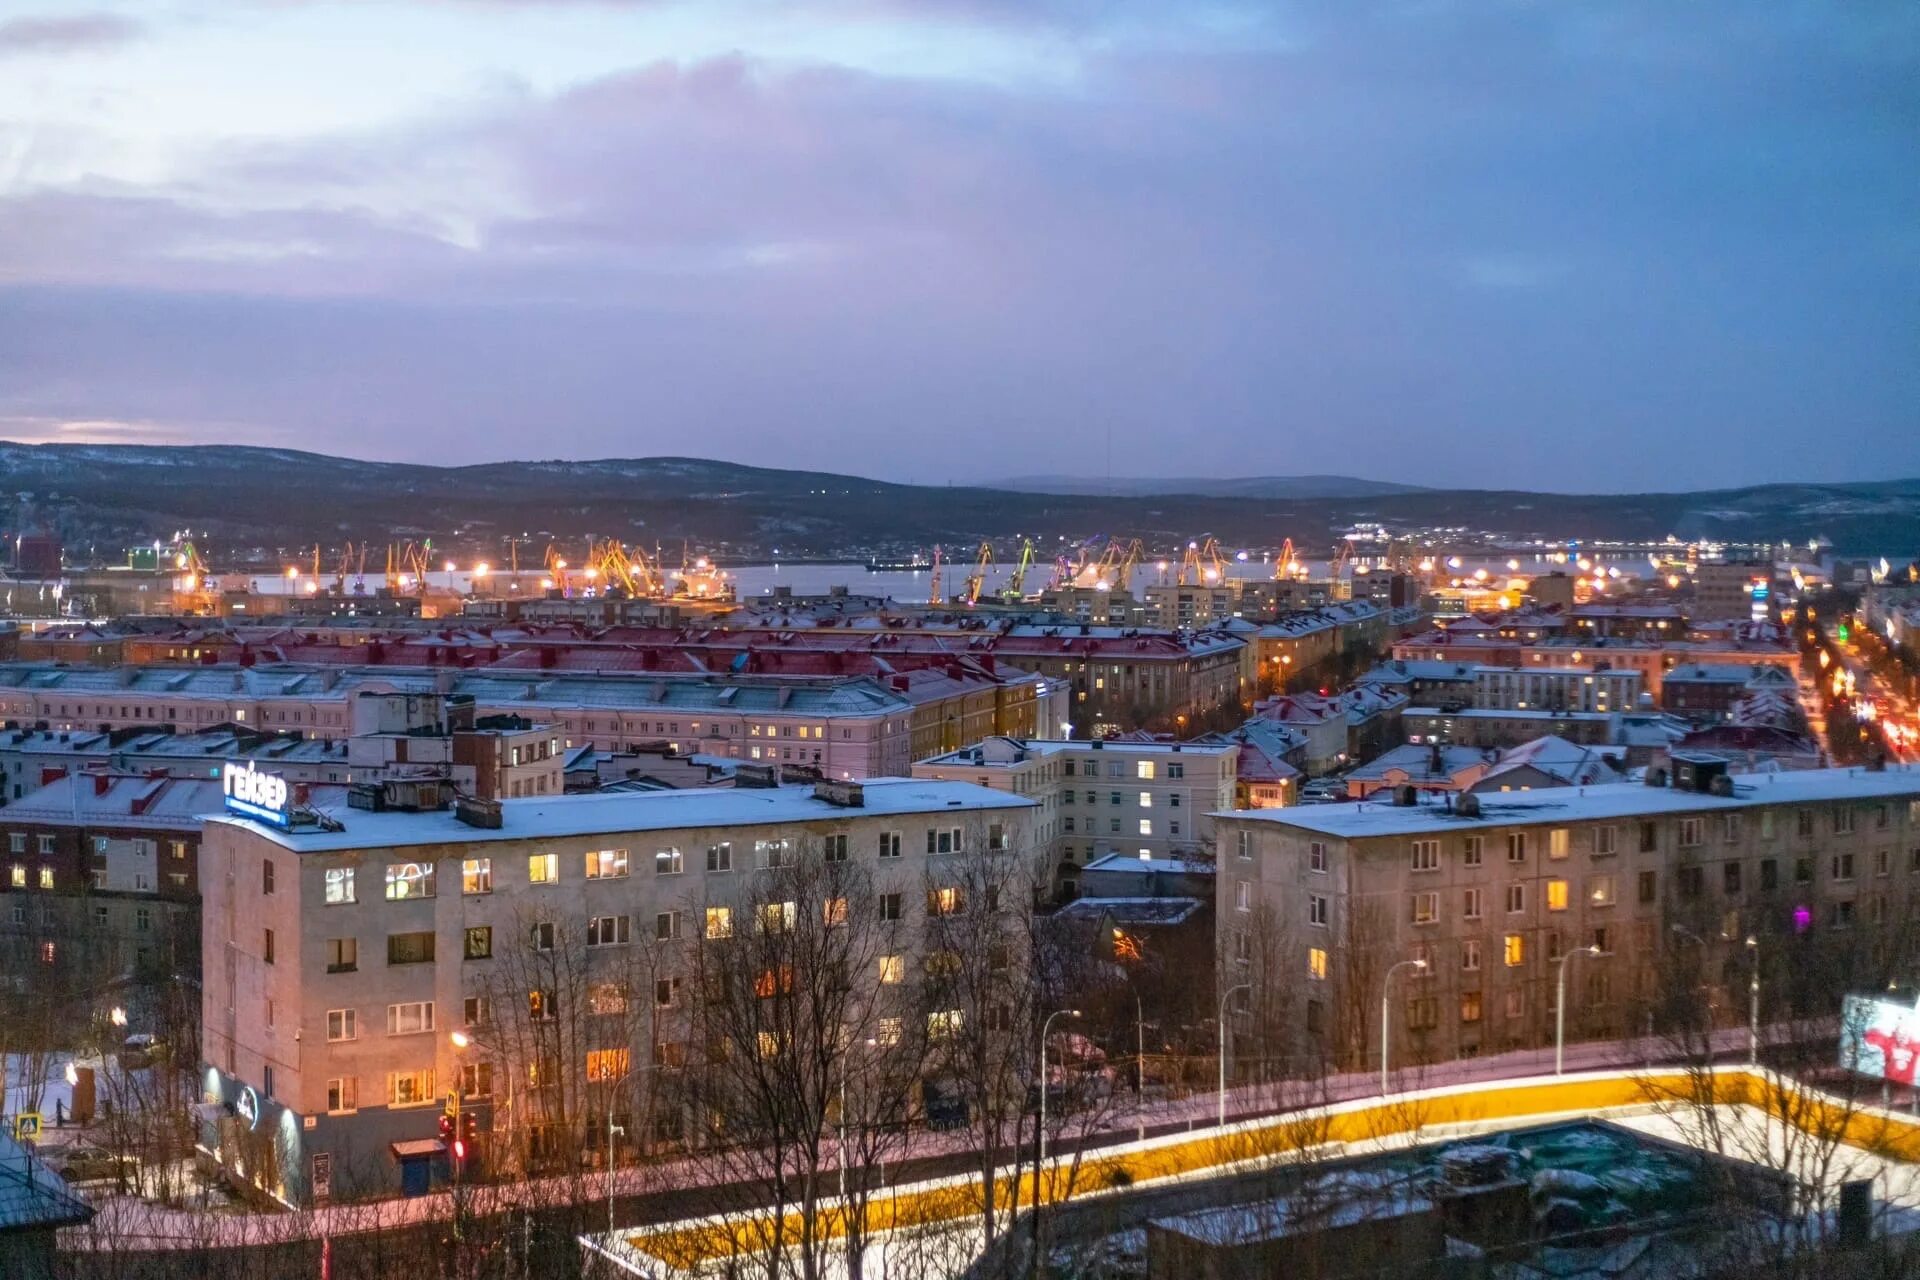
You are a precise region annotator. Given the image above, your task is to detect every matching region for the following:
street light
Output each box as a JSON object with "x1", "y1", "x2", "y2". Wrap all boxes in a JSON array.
[
  {"x1": 1745, "y1": 935, "x2": 1761, "y2": 1066},
  {"x1": 1554, "y1": 946, "x2": 1603, "y2": 1075},
  {"x1": 450, "y1": 1029, "x2": 515, "y2": 1175},
  {"x1": 1218, "y1": 983, "x2": 1252, "y2": 1127},
  {"x1": 1037, "y1": 1009, "x2": 1080, "y2": 1175},
  {"x1": 838, "y1": 1036, "x2": 878, "y2": 1202},
  {"x1": 1380, "y1": 959, "x2": 1429, "y2": 1095}
]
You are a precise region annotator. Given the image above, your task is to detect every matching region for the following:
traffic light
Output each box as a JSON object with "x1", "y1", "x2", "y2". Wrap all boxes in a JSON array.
[
  {"x1": 461, "y1": 1112, "x2": 479, "y2": 1144},
  {"x1": 438, "y1": 1113, "x2": 455, "y2": 1145}
]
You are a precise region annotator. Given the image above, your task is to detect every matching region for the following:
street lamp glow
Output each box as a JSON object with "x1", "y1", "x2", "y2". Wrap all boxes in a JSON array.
[
  {"x1": 109, "y1": 1006, "x2": 126, "y2": 1027},
  {"x1": 450, "y1": 1030, "x2": 472, "y2": 1050}
]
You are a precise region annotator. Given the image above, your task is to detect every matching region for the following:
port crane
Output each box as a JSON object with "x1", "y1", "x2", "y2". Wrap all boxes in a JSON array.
[
  {"x1": 1275, "y1": 538, "x2": 1301, "y2": 580},
  {"x1": 1178, "y1": 537, "x2": 1227, "y2": 586},
  {"x1": 927, "y1": 545, "x2": 945, "y2": 606},
  {"x1": 543, "y1": 544, "x2": 571, "y2": 595},
  {"x1": 961, "y1": 542, "x2": 994, "y2": 606},
  {"x1": 593, "y1": 539, "x2": 663, "y2": 598},
  {"x1": 1001, "y1": 538, "x2": 1036, "y2": 602}
]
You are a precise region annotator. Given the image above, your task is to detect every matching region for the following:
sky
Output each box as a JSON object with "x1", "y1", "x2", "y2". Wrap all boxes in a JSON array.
[{"x1": 0, "y1": 0, "x2": 1915, "y2": 492}]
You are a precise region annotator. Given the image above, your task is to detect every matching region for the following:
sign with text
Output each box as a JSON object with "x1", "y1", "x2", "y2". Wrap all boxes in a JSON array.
[
  {"x1": 1839, "y1": 993, "x2": 1920, "y2": 1084},
  {"x1": 223, "y1": 761, "x2": 291, "y2": 828}
]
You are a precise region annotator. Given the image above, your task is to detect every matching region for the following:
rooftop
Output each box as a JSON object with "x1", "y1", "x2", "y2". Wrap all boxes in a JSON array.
[
  {"x1": 1216, "y1": 764, "x2": 1920, "y2": 838},
  {"x1": 212, "y1": 776, "x2": 1036, "y2": 852}
]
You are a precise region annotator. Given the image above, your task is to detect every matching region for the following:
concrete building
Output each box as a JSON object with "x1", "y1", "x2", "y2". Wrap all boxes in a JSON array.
[
  {"x1": 198, "y1": 776, "x2": 1037, "y2": 1204},
  {"x1": 1215, "y1": 763, "x2": 1920, "y2": 1071},
  {"x1": 911, "y1": 736, "x2": 1238, "y2": 882},
  {"x1": 346, "y1": 693, "x2": 563, "y2": 800},
  {"x1": 1390, "y1": 628, "x2": 1798, "y2": 700},
  {"x1": 0, "y1": 774, "x2": 300, "y2": 997},
  {"x1": 1660, "y1": 664, "x2": 1798, "y2": 723},
  {"x1": 0, "y1": 662, "x2": 1054, "y2": 782},
  {"x1": 1402, "y1": 707, "x2": 1617, "y2": 749},
  {"x1": 1693, "y1": 560, "x2": 1783, "y2": 624},
  {"x1": 1469, "y1": 665, "x2": 1643, "y2": 715}
]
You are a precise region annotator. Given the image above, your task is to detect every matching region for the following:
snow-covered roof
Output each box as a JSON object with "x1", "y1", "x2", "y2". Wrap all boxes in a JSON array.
[
  {"x1": 1215, "y1": 764, "x2": 1920, "y2": 839},
  {"x1": 212, "y1": 777, "x2": 1036, "y2": 852},
  {"x1": 0, "y1": 1128, "x2": 93, "y2": 1232},
  {"x1": 1082, "y1": 853, "x2": 1213, "y2": 876}
]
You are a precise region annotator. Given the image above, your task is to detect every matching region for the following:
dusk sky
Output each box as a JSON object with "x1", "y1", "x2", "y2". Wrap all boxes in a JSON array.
[{"x1": 0, "y1": 1, "x2": 1914, "y2": 491}]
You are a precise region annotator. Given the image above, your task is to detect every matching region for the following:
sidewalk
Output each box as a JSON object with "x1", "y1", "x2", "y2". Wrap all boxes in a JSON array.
[{"x1": 62, "y1": 1026, "x2": 1759, "y2": 1252}]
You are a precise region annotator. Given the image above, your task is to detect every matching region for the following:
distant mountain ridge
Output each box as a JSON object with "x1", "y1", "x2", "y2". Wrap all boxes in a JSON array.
[
  {"x1": 0, "y1": 442, "x2": 1915, "y2": 557},
  {"x1": 997, "y1": 474, "x2": 1429, "y2": 499}
]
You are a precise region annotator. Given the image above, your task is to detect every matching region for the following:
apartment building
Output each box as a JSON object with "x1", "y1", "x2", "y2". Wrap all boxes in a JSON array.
[
  {"x1": 0, "y1": 774, "x2": 282, "y2": 997},
  {"x1": 1470, "y1": 665, "x2": 1643, "y2": 715},
  {"x1": 0, "y1": 664, "x2": 978, "y2": 780},
  {"x1": 1693, "y1": 561, "x2": 1783, "y2": 623},
  {"x1": 1390, "y1": 629, "x2": 1798, "y2": 699},
  {"x1": 911, "y1": 736, "x2": 1238, "y2": 880},
  {"x1": 1214, "y1": 764, "x2": 1920, "y2": 1076},
  {"x1": 198, "y1": 776, "x2": 1036, "y2": 1204},
  {"x1": 345, "y1": 693, "x2": 563, "y2": 800}
]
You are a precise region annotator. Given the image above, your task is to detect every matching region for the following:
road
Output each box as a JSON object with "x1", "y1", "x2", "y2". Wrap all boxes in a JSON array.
[
  {"x1": 1820, "y1": 617, "x2": 1919, "y2": 762},
  {"x1": 64, "y1": 1024, "x2": 1768, "y2": 1256}
]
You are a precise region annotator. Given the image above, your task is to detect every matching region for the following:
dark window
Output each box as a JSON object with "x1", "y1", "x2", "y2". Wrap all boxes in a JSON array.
[
  {"x1": 1723, "y1": 863, "x2": 1742, "y2": 895},
  {"x1": 1638, "y1": 870, "x2": 1657, "y2": 903},
  {"x1": 388, "y1": 930, "x2": 436, "y2": 965},
  {"x1": 1760, "y1": 859, "x2": 1778, "y2": 890}
]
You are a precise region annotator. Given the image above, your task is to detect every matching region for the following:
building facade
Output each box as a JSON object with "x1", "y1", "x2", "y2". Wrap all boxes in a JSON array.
[
  {"x1": 197, "y1": 777, "x2": 1037, "y2": 1204},
  {"x1": 911, "y1": 736, "x2": 1238, "y2": 881},
  {"x1": 1214, "y1": 765, "x2": 1920, "y2": 1076}
]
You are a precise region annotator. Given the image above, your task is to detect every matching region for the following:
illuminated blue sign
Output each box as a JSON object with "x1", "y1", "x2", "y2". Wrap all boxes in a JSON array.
[{"x1": 223, "y1": 761, "x2": 292, "y2": 829}]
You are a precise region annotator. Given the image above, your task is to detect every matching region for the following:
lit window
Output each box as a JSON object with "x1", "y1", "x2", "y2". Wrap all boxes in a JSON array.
[
  {"x1": 1307, "y1": 948, "x2": 1328, "y2": 980},
  {"x1": 325, "y1": 867, "x2": 356, "y2": 904},
  {"x1": 1546, "y1": 880, "x2": 1569, "y2": 912},
  {"x1": 879, "y1": 954, "x2": 904, "y2": 984},
  {"x1": 528, "y1": 853, "x2": 558, "y2": 885},
  {"x1": 586, "y1": 1048, "x2": 631, "y2": 1082},
  {"x1": 384, "y1": 862, "x2": 435, "y2": 900},
  {"x1": 1503, "y1": 935, "x2": 1525, "y2": 967},
  {"x1": 588, "y1": 849, "x2": 630, "y2": 879}
]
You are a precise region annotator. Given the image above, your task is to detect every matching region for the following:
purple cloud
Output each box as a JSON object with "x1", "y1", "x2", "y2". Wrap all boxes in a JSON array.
[
  {"x1": 0, "y1": 3, "x2": 1915, "y2": 488},
  {"x1": 0, "y1": 13, "x2": 143, "y2": 56}
]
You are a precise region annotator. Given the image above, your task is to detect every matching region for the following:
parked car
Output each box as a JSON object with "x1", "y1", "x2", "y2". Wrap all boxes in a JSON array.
[
  {"x1": 117, "y1": 1033, "x2": 161, "y2": 1069},
  {"x1": 55, "y1": 1144, "x2": 139, "y2": 1184}
]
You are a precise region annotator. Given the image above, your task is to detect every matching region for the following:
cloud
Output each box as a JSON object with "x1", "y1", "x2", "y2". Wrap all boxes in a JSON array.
[
  {"x1": 0, "y1": 2, "x2": 1915, "y2": 487},
  {"x1": 0, "y1": 13, "x2": 143, "y2": 56}
]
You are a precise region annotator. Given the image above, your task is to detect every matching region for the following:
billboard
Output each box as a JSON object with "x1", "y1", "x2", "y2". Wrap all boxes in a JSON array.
[{"x1": 1839, "y1": 993, "x2": 1920, "y2": 1084}]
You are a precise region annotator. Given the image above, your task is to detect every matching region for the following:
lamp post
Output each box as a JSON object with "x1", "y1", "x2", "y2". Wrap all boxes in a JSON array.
[
  {"x1": 1380, "y1": 959, "x2": 1429, "y2": 1095},
  {"x1": 1037, "y1": 1009, "x2": 1080, "y2": 1174},
  {"x1": 1745, "y1": 935, "x2": 1760, "y2": 1066},
  {"x1": 450, "y1": 1029, "x2": 514, "y2": 1175},
  {"x1": 1218, "y1": 983, "x2": 1252, "y2": 1128},
  {"x1": 1554, "y1": 946, "x2": 1603, "y2": 1075},
  {"x1": 838, "y1": 1036, "x2": 877, "y2": 1202},
  {"x1": 1134, "y1": 993, "x2": 1147, "y2": 1141}
]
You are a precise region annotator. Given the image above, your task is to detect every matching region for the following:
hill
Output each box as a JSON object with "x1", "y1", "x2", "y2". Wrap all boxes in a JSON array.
[{"x1": 0, "y1": 443, "x2": 1915, "y2": 559}]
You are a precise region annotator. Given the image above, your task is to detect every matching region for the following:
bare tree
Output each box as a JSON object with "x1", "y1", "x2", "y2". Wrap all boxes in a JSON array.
[{"x1": 677, "y1": 834, "x2": 910, "y2": 1280}]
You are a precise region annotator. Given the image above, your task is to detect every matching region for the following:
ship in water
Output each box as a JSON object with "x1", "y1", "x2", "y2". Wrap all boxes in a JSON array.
[{"x1": 865, "y1": 553, "x2": 931, "y2": 572}]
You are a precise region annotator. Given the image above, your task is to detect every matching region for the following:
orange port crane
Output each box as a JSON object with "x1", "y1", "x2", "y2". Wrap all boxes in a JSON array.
[
  {"x1": 593, "y1": 539, "x2": 663, "y2": 598},
  {"x1": 962, "y1": 542, "x2": 994, "y2": 606},
  {"x1": 1178, "y1": 537, "x2": 1227, "y2": 586},
  {"x1": 928, "y1": 545, "x2": 945, "y2": 606}
]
